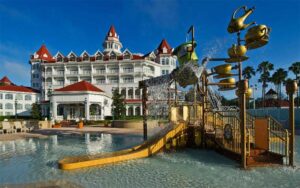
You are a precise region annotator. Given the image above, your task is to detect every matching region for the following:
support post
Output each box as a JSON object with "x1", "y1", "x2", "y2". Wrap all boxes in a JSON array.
[
  {"x1": 201, "y1": 74, "x2": 207, "y2": 148},
  {"x1": 286, "y1": 80, "x2": 298, "y2": 167},
  {"x1": 142, "y1": 86, "x2": 148, "y2": 141},
  {"x1": 238, "y1": 79, "x2": 248, "y2": 169}
]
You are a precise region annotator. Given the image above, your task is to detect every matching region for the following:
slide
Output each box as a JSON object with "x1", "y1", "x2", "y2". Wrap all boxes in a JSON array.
[{"x1": 58, "y1": 122, "x2": 187, "y2": 170}]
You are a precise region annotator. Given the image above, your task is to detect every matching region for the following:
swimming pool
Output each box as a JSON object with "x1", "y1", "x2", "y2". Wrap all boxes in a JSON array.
[{"x1": 0, "y1": 134, "x2": 299, "y2": 188}]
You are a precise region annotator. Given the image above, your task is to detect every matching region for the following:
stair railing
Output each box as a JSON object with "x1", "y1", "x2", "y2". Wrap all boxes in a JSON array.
[{"x1": 268, "y1": 116, "x2": 289, "y2": 163}]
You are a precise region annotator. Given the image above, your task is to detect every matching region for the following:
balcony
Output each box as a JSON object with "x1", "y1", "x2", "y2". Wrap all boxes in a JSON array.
[
  {"x1": 80, "y1": 71, "x2": 91, "y2": 76},
  {"x1": 95, "y1": 70, "x2": 106, "y2": 74}
]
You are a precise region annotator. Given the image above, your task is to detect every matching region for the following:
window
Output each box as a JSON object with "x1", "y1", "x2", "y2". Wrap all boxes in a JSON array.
[
  {"x1": 17, "y1": 104, "x2": 23, "y2": 110},
  {"x1": 123, "y1": 67, "x2": 133, "y2": 73},
  {"x1": 162, "y1": 70, "x2": 165, "y2": 75},
  {"x1": 124, "y1": 52, "x2": 131, "y2": 59},
  {"x1": 5, "y1": 103, "x2": 13, "y2": 109},
  {"x1": 96, "y1": 68, "x2": 105, "y2": 74},
  {"x1": 70, "y1": 54, "x2": 76, "y2": 61},
  {"x1": 0, "y1": 94, "x2": 2, "y2": 99},
  {"x1": 57, "y1": 70, "x2": 64, "y2": 75},
  {"x1": 57, "y1": 55, "x2": 63, "y2": 62},
  {"x1": 123, "y1": 77, "x2": 133, "y2": 83},
  {"x1": 25, "y1": 104, "x2": 32, "y2": 110},
  {"x1": 57, "y1": 80, "x2": 64, "y2": 86},
  {"x1": 82, "y1": 53, "x2": 89, "y2": 61},
  {"x1": 83, "y1": 69, "x2": 91, "y2": 75},
  {"x1": 25, "y1": 95, "x2": 32, "y2": 101},
  {"x1": 110, "y1": 53, "x2": 117, "y2": 60},
  {"x1": 161, "y1": 58, "x2": 165, "y2": 65},
  {"x1": 0, "y1": 103, "x2": 2, "y2": 109},
  {"x1": 110, "y1": 67, "x2": 119, "y2": 73},
  {"x1": 109, "y1": 77, "x2": 119, "y2": 84},
  {"x1": 96, "y1": 54, "x2": 102, "y2": 60},
  {"x1": 96, "y1": 79, "x2": 105, "y2": 84},
  {"x1": 166, "y1": 58, "x2": 169, "y2": 65},
  {"x1": 15, "y1": 94, "x2": 23, "y2": 100},
  {"x1": 5, "y1": 94, "x2": 13, "y2": 100}
]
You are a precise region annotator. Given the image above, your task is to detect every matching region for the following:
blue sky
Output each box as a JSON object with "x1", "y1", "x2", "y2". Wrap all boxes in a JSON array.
[{"x1": 0, "y1": 0, "x2": 299, "y2": 98}]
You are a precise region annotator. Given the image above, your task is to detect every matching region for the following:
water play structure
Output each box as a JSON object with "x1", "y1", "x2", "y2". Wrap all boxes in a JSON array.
[{"x1": 58, "y1": 6, "x2": 298, "y2": 170}]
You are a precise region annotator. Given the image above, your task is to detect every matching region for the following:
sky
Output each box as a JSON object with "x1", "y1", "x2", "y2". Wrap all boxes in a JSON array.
[{"x1": 0, "y1": 0, "x2": 299, "y2": 99}]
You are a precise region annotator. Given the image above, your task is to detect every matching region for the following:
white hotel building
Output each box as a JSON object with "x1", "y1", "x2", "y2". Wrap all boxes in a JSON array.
[
  {"x1": 0, "y1": 76, "x2": 39, "y2": 117},
  {"x1": 29, "y1": 26, "x2": 177, "y2": 120}
]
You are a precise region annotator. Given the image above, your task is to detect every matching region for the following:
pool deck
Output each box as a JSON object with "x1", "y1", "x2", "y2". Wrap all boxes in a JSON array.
[{"x1": 0, "y1": 126, "x2": 148, "y2": 142}]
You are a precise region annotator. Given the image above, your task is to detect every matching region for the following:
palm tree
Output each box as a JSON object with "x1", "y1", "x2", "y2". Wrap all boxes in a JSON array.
[
  {"x1": 257, "y1": 61, "x2": 274, "y2": 107},
  {"x1": 242, "y1": 66, "x2": 256, "y2": 84},
  {"x1": 289, "y1": 62, "x2": 300, "y2": 107},
  {"x1": 271, "y1": 68, "x2": 287, "y2": 107}
]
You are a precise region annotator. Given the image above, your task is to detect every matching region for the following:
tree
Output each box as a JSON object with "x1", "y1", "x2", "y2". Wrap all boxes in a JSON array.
[
  {"x1": 271, "y1": 68, "x2": 287, "y2": 107},
  {"x1": 111, "y1": 89, "x2": 126, "y2": 120},
  {"x1": 257, "y1": 61, "x2": 274, "y2": 108},
  {"x1": 289, "y1": 62, "x2": 300, "y2": 107},
  {"x1": 31, "y1": 103, "x2": 41, "y2": 119},
  {"x1": 242, "y1": 66, "x2": 256, "y2": 84}
]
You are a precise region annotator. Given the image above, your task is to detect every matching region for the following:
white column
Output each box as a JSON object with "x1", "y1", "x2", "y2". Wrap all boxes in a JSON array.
[
  {"x1": 52, "y1": 101, "x2": 57, "y2": 120},
  {"x1": 85, "y1": 99, "x2": 90, "y2": 120},
  {"x1": 126, "y1": 88, "x2": 128, "y2": 99},
  {"x1": 133, "y1": 106, "x2": 136, "y2": 116},
  {"x1": 126, "y1": 105, "x2": 129, "y2": 116},
  {"x1": 140, "y1": 104, "x2": 143, "y2": 116},
  {"x1": 133, "y1": 88, "x2": 136, "y2": 99}
]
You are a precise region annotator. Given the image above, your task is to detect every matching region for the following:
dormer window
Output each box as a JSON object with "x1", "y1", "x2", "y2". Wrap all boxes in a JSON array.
[
  {"x1": 82, "y1": 52, "x2": 89, "y2": 61},
  {"x1": 57, "y1": 54, "x2": 63, "y2": 62},
  {"x1": 70, "y1": 54, "x2": 76, "y2": 61},
  {"x1": 163, "y1": 47, "x2": 167, "y2": 53},
  {"x1": 95, "y1": 51, "x2": 103, "y2": 61},
  {"x1": 110, "y1": 52, "x2": 117, "y2": 60}
]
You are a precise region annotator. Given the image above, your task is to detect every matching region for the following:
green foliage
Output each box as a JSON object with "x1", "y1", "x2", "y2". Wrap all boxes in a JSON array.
[
  {"x1": 289, "y1": 62, "x2": 300, "y2": 79},
  {"x1": 31, "y1": 103, "x2": 41, "y2": 120},
  {"x1": 111, "y1": 90, "x2": 126, "y2": 120},
  {"x1": 242, "y1": 66, "x2": 256, "y2": 81}
]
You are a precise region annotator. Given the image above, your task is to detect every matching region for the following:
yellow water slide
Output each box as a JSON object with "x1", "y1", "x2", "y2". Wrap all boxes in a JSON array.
[{"x1": 58, "y1": 122, "x2": 187, "y2": 170}]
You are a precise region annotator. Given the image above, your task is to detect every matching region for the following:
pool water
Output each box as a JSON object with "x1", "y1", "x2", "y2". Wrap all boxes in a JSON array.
[{"x1": 0, "y1": 134, "x2": 299, "y2": 188}]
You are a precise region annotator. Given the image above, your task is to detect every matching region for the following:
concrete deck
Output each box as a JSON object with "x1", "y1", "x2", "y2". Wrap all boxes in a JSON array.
[{"x1": 0, "y1": 126, "x2": 164, "y2": 142}]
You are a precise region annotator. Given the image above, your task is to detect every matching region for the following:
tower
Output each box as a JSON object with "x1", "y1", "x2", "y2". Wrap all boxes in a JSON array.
[
  {"x1": 30, "y1": 44, "x2": 53, "y2": 91},
  {"x1": 102, "y1": 25, "x2": 123, "y2": 53}
]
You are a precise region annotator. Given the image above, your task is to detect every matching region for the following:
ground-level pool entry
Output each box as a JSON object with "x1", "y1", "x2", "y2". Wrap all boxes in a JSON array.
[{"x1": 0, "y1": 134, "x2": 299, "y2": 188}]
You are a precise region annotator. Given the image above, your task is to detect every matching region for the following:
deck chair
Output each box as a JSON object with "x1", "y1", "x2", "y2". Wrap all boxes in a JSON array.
[
  {"x1": 2, "y1": 122, "x2": 16, "y2": 133},
  {"x1": 22, "y1": 121, "x2": 34, "y2": 132},
  {"x1": 14, "y1": 121, "x2": 26, "y2": 132}
]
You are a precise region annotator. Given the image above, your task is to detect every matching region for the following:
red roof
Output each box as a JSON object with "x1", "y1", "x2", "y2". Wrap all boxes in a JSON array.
[
  {"x1": 55, "y1": 81, "x2": 104, "y2": 92},
  {"x1": 34, "y1": 44, "x2": 54, "y2": 62},
  {"x1": 0, "y1": 85, "x2": 38, "y2": 93},
  {"x1": 106, "y1": 25, "x2": 118, "y2": 39},
  {"x1": 0, "y1": 76, "x2": 12, "y2": 85},
  {"x1": 157, "y1": 39, "x2": 172, "y2": 54},
  {"x1": 132, "y1": 54, "x2": 144, "y2": 60}
]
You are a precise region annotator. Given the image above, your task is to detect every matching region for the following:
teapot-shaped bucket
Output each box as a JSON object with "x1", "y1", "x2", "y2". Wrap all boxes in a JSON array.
[
  {"x1": 245, "y1": 25, "x2": 270, "y2": 50},
  {"x1": 228, "y1": 44, "x2": 247, "y2": 58},
  {"x1": 173, "y1": 41, "x2": 199, "y2": 66},
  {"x1": 227, "y1": 6, "x2": 255, "y2": 33},
  {"x1": 235, "y1": 88, "x2": 253, "y2": 99},
  {"x1": 213, "y1": 64, "x2": 232, "y2": 75},
  {"x1": 218, "y1": 78, "x2": 236, "y2": 90}
]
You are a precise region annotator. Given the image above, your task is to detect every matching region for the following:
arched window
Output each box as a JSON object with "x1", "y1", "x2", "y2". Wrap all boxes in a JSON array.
[
  {"x1": 15, "y1": 94, "x2": 23, "y2": 100},
  {"x1": 17, "y1": 104, "x2": 23, "y2": 110},
  {"x1": 161, "y1": 58, "x2": 165, "y2": 65},
  {"x1": 135, "y1": 106, "x2": 141, "y2": 116},
  {"x1": 25, "y1": 104, "x2": 32, "y2": 110},
  {"x1": 5, "y1": 103, "x2": 13, "y2": 109},
  {"x1": 25, "y1": 95, "x2": 32, "y2": 101},
  {"x1": 5, "y1": 94, "x2": 13, "y2": 100}
]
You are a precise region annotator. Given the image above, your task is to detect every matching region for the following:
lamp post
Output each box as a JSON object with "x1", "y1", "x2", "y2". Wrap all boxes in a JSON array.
[{"x1": 15, "y1": 99, "x2": 18, "y2": 119}]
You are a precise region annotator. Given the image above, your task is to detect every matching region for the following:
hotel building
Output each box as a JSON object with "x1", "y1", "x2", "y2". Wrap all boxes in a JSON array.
[{"x1": 29, "y1": 26, "x2": 177, "y2": 120}]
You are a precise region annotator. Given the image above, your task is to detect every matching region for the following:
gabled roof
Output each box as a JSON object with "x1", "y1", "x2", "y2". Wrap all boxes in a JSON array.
[
  {"x1": 94, "y1": 50, "x2": 103, "y2": 56},
  {"x1": 156, "y1": 39, "x2": 172, "y2": 54},
  {"x1": 54, "y1": 51, "x2": 64, "y2": 58},
  {"x1": 266, "y1": 88, "x2": 277, "y2": 95},
  {"x1": 67, "y1": 51, "x2": 77, "y2": 58},
  {"x1": 0, "y1": 76, "x2": 38, "y2": 93},
  {"x1": 80, "y1": 50, "x2": 90, "y2": 57},
  {"x1": 55, "y1": 81, "x2": 104, "y2": 92},
  {"x1": 34, "y1": 44, "x2": 54, "y2": 61},
  {"x1": 0, "y1": 76, "x2": 12, "y2": 85}
]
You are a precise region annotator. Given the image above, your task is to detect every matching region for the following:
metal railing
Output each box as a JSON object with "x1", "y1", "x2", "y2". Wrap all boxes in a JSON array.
[{"x1": 268, "y1": 116, "x2": 289, "y2": 160}]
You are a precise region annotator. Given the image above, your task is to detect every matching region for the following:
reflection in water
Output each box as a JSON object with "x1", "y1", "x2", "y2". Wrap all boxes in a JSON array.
[{"x1": 86, "y1": 133, "x2": 113, "y2": 154}]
